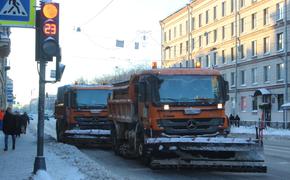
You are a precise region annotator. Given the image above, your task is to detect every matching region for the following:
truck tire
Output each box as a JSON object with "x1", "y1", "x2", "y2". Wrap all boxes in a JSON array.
[
  {"x1": 111, "y1": 125, "x2": 120, "y2": 155},
  {"x1": 136, "y1": 124, "x2": 150, "y2": 165}
]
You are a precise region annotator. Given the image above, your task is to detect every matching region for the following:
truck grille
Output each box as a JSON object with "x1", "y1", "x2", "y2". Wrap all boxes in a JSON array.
[
  {"x1": 74, "y1": 116, "x2": 111, "y2": 130},
  {"x1": 158, "y1": 118, "x2": 224, "y2": 135}
]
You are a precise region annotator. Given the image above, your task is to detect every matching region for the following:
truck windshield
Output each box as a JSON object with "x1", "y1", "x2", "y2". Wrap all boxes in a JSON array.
[
  {"x1": 157, "y1": 75, "x2": 220, "y2": 104},
  {"x1": 76, "y1": 89, "x2": 111, "y2": 108}
]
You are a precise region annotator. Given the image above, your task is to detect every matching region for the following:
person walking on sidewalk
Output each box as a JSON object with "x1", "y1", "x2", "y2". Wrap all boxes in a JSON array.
[
  {"x1": 2, "y1": 107, "x2": 17, "y2": 151},
  {"x1": 235, "y1": 114, "x2": 240, "y2": 127}
]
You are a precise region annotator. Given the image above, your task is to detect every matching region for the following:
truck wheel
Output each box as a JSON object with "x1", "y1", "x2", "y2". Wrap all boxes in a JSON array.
[
  {"x1": 136, "y1": 124, "x2": 150, "y2": 165},
  {"x1": 111, "y1": 125, "x2": 120, "y2": 155}
]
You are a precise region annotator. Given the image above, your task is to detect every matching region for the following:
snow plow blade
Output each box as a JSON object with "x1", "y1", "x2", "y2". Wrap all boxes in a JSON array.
[
  {"x1": 64, "y1": 129, "x2": 111, "y2": 146},
  {"x1": 145, "y1": 137, "x2": 267, "y2": 173}
]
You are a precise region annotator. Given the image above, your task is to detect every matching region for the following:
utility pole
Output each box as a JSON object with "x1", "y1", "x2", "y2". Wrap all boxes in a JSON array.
[
  {"x1": 34, "y1": 58, "x2": 47, "y2": 173},
  {"x1": 34, "y1": 1, "x2": 62, "y2": 173}
]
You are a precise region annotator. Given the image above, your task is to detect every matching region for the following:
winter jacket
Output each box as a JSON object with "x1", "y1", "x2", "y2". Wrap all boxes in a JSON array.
[{"x1": 3, "y1": 110, "x2": 18, "y2": 135}]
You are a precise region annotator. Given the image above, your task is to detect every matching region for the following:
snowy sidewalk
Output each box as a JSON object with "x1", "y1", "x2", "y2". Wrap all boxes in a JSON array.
[{"x1": 0, "y1": 123, "x2": 118, "y2": 180}]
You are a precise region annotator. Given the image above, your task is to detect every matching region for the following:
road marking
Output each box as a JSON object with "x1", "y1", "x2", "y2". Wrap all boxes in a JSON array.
[{"x1": 0, "y1": 0, "x2": 27, "y2": 16}]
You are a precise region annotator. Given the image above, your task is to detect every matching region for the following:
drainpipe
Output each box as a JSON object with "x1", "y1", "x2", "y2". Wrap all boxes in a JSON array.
[
  {"x1": 284, "y1": 0, "x2": 288, "y2": 128},
  {"x1": 234, "y1": 0, "x2": 239, "y2": 116}
]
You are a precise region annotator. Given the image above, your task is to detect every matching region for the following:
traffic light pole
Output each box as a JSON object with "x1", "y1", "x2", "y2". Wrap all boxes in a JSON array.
[{"x1": 33, "y1": 61, "x2": 47, "y2": 173}]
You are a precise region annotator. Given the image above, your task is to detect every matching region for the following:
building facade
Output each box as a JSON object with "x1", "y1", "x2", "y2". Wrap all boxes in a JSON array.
[
  {"x1": 0, "y1": 27, "x2": 11, "y2": 110},
  {"x1": 160, "y1": 0, "x2": 290, "y2": 127}
]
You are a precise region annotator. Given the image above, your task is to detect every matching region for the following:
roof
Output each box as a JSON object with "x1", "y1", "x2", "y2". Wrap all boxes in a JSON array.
[{"x1": 137, "y1": 68, "x2": 221, "y2": 76}]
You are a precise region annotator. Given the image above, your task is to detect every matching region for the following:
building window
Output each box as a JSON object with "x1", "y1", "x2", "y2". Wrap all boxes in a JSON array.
[
  {"x1": 213, "y1": 6, "x2": 217, "y2": 20},
  {"x1": 251, "y1": 68, "x2": 257, "y2": 84},
  {"x1": 180, "y1": 43, "x2": 183, "y2": 55},
  {"x1": 213, "y1": 52, "x2": 217, "y2": 66},
  {"x1": 231, "y1": 47, "x2": 235, "y2": 61},
  {"x1": 240, "y1": 70, "x2": 246, "y2": 85},
  {"x1": 263, "y1": 65, "x2": 270, "y2": 83},
  {"x1": 231, "y1": 72, "x2": 235, "y2": 86},
  {"x1": 168, "y1": 29, "x2": 171, "y2": 41},
  {"x1": 240, "y1": 17, "x2": 244, "y2": 33},
  {"x1": 241, "y1": 96, "x2": 247, "y2": 112},
  {"x1": 276, "y1": 2, "x2": 284, "y2": 21},
  {"x1": 164, "y1": 32, "x2": 166, "y2": 42},
  {"x1": 231, "y1": 22, "x2": 235, "y2": 36},
  {"x1": 230, "y1": 0, "x2": 234, "y2": 13},
  {"x1": 205, "y1": 32, "x2": 209, "y2": 45},
  {"x1": 186, "y1": 21, "x2": 188, "y2": 33},
  {"x1": 222, "y1": 26, "x2": 225, "y2": 39},
  {"x1": 277, "y1": 63, "x2": 284, "y2": 81},
  {"x1": 174, "y1": 27, "x2": 177, "y2": 39},
  {"x1": 186, "y1": 40, "x2": 189, "y2": 52},
  {"x1": 191, "y1": 38, "x2": 195, "y2": 51},
  {"x1": 213, "y1": 29, "x2": 217, "y2": 43},
  {"x1": 222, "y1": 50, "x2": 226, "y2": 64},
  {"x1": 240, "y1": 0, "x2": 245, "y2": 8},
  {"x1": 240, "y1": 44, "x2": 245, "y2": 59},
  {"x1": 251, "y1": 13, "x2": 257, "y2": 29},
  {"x1": 199, "y1": 14, "x2": 202, "y2": 27},
  {"x1": 277, "y1": 33, "x2": 284, "y2": 51},
  {"x1": 251, "y1": 40, "x2": 257, "y2": 57},
  {"x1": 263, "y1": 37, "x2": 270, "y2": 54},
  {"x1": 263, "y1": 8, "x2": 269, "y2": 25},
  {"x1": 199, "y1": 35, "x2": 202, "y2": 48},
  {"x1": 169, "y1": 48, "x2": 171, "y2": 59},
  {"x1": 222, "y1": 1, "x2": 226, "y2": 17},
  {"x1": 278, "y1": 94, "x2": 284, "y2": 111},
  {"x1": 252, "y1": 96, "x2": 258, "y2": 111},
  {"x1": 179, "y1": 24, "x2": 182, "y2": 36},
  {"x1": 206, "y1": 55, "x2": 210, "y2": 67},
  {"x1": 206, "y1": 10, "x2": 209, "y2": 24},
  {"x1": 191, "y1": 17, "x2": 195, "y2": 31},
  {"x1": 186, "y1": 60, "x2": 189, "y2": 68}
]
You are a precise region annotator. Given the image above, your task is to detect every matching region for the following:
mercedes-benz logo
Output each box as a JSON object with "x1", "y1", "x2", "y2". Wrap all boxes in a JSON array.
[{"x1": 187, "y1": 120, "x2": 197, "y2": 129}]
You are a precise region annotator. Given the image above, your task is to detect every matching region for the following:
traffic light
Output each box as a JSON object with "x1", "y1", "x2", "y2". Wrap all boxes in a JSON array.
[{"x1": 36, "y1": 2, "x2": 60, "y2": 61}]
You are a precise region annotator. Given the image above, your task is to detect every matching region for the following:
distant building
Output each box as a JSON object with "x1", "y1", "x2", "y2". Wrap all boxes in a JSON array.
[{"x1": 160, "y1": 0, "x2": 290, "y2": 127}]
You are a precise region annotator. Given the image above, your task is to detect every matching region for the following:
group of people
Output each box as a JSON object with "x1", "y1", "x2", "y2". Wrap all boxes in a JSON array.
[
  {"x1": 229, "y1": 114, "x2": 240, "y2": 127},
  {"x1": 1, "y1": 107, "x2": 30, "y2": 151}
]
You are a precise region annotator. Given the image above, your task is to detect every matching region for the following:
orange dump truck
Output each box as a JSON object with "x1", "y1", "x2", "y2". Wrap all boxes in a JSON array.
[
  {"x1": 108, "y1": 68, "x2": 266, "y2": 172},
  {"x1": 55, "y1": 84, "x2": 112, "y2": 145}
]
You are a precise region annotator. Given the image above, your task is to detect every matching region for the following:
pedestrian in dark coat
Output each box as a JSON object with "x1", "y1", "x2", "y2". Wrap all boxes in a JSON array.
[
  {"x1": 2, "y1": 107, "x2": 17, "y2": 151},
  {"x1": 229, "y1": 114, "x2": 235, "y2": 126},
  {"x1": 14, "y1": 113, "x2": 22, "y2": 137},
  {"x1": 20, "y1": 112, "x2": 29, "y2": 134},
  {"x1": 235, "y1": 114, "x2": 240, "y2": 127}
]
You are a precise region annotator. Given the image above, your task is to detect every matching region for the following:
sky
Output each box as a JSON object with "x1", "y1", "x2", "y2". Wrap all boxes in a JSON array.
[{"x1": 7, "y1": 0, "x2": 190, "y2": 105}]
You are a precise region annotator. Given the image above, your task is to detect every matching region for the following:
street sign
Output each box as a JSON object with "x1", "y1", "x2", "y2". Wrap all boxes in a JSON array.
[{"x1": 0, "y1": 0, "x2": 36, "y2": 28}]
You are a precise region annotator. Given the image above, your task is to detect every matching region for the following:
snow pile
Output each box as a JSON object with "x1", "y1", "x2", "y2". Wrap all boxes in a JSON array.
[
  {"x1": 33, "y1": 170, "x2": 52, "y2": 180},
  {"x1": 47, "y1": 142, "x2": 117, "y2": 180},
  {"x1": 231, "y1": 126, "x2": 290, "y2": 137}
]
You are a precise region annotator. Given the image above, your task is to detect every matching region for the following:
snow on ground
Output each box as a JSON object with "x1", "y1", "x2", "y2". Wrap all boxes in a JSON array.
[
  {"x1": 29, "y1": 116, "x2": 120, "y2": 180},
  {"x1": 231, "y1": 126, "x2": 290, "y2": 137}
]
